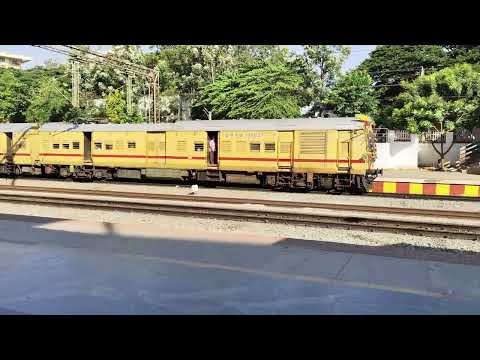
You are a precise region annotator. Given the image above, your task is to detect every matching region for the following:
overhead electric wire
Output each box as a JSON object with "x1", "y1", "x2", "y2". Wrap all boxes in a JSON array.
[
  {"x1": 62, "y1": 45, "x2": 153, "y2": 78},
  {"x1": 65, "y1": 44, "x2": 152, "y2": 72},
  {"x1": 33, "y1": 45, "x2": 149, "y2": 79}
]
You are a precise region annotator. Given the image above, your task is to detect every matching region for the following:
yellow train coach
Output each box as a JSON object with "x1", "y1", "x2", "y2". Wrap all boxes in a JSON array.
[{"x1": 0, "y1": 117, "x2": 381, "y2": 193}]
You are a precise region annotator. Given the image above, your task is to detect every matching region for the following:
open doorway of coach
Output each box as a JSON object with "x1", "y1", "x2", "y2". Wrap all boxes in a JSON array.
[
  {"x1": 84, "y1": 132, "x2": 92, "y2": 161},
  {"x1": 207, "y1": 131, "x2": 218, "y2": 166}
]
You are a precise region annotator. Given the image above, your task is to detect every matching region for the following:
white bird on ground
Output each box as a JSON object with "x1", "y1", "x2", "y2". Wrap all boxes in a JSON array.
[{"x1": 189, "y1": 184, "x2": 199, "y2": 195}]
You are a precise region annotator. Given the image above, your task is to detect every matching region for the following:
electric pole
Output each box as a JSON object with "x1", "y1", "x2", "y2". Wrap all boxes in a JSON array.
[
  {"x1": 127, "y1": 75, "x2": 133, "y2": 115},
  {"x1": 71, "y1": 61, "x2": 80, "y2": 108},
  {"x1": 35, "y1": 45, "x2": 163, "y2": 122}
]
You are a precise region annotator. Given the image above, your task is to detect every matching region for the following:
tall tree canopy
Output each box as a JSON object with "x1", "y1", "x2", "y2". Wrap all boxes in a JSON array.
[
  {"x1": 359, "y1": 45, "x2": 448, "y2": 101},
  {"x1": 443, "y1": 46, "x2": 480, "y2": 65},
  {"x1": 359, "y1": 45, "x2": 448, "y2": 125},
  {"x1": 392, "y1": 63, "x2": 480, "y2": 165},
  {"x1": 76, "y1": 45, "x2": 146, "y2": 99},
  {"x1": 297, "y1": 45, "x2": 351, "y2": 115},
  {"x1": 25, "y1": 78, "x2": 72, "y2": 124},
  {"x1": 325, "y1": 70, "x2": 378, "y2": 117},
  {"x1": 105, "y1": 89, "x2": 142, "y2": 124},
  {"x1": 146, "y1": 45, "x2": 285, "y2": 95},
  {"x1": 0, "y1": 69, "x2": 30, "y2": 122},
  {"x1": 198, "y1": 58, "x2": 303, "y2": 119}
]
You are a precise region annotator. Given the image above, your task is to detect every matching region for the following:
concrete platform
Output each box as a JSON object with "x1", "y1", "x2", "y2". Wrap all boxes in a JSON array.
[
  {"x1": 373, "y1": 169, "x2": 480, "y2": 197},
  {"x1": 1, "y1": 214, "x2": 480, "y2": 314}
]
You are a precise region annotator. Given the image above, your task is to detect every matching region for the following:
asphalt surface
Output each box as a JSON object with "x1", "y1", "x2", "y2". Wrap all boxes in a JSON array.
[{"x1": 0, "y1": 213, "x2": 480, "y2": 314}]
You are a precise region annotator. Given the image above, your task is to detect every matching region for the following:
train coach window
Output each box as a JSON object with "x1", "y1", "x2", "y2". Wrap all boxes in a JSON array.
[
  {"x1": 128, "y1": 142, "x2": 136, "y2": 149},
  {"x1": 63, "y1": 144, "x2": 70, "y2": 149},
  {"x1": 73, "y1": 142, "x2": 80, "y2": 150},
  {"x1": 250, "y1": 143, "x2": 261, "y2": 152},
  {"x1": 95, "y1": 143, "x2": 102, "y2": 150},
  {"x1": 53, "y1": 144, "x2": 60, "y2": 149},
  {"x1": 264, "y1": 143, "x2": 276, "y2": 152},
  {"x1": 106, "y1": 144, "x2": 113, "y2": 150},
  {"x1": 194, "y1": 142, "x2": 204, "y2": 152}
]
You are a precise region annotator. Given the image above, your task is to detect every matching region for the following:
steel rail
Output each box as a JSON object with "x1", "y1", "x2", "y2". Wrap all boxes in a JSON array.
[
  {"x1": 0, "y1": 184, "x2": 477, "y2": 221},
  {"x1": 0, "y1": 188, "x2": 478, "y2": 240}
]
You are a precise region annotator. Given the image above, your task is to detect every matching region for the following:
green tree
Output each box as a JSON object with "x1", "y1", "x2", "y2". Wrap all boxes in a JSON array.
[
  {"x1": 148, "y1": 45, "x2": 257, "y2": 94},
  {"x1": 147, "y1": 45, "x2": 289, "y2": 119},
  {"x1": 0, "y1": 69, "x2": 29, "y2": 122},
  {"x1": 443, "y1": 46, "x2": 480, "y2": 65},
  {"x1": 297, "y1": 45, "x2": 351, "y2": 116},
  {"x1": 392, "y1": 63, "x2": 480, "y2": 168},
  {"x1": 105, "y1": 89, "x2": 142, "y2": 123},
  {"x1": 25, "y1": 78, "x2": 72, "y2": 124},
  {"x1": 198, "y1": 59, "x2": 303, "y2": 119},
  {"x1": 105, "y1": 89, "x2": 129, "y2": 123},
  {"x1": 325, "y1": 70, "x2": 378, "y2": 117},
  {"x1": 359, "y1": 45, "x2": 448, "y2": 125},
  {"x1": 77, "y1": 45, "x2": 147, "y2": 99}
]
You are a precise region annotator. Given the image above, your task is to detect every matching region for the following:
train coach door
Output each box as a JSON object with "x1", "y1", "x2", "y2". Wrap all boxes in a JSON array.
[
  {"x1": 84, "y1": 132, "x2": 92, "y2": 162},
  {"x1": 278, "y1": 131, "x2": 294, "y2": 170},
  {"x1": 5, "y1": 132, "x2": 13, "y2": 162},
  {"x1": 207, "y1": 132, "x2": 218, "y2": 167},
  {"x1": 146, "y1": 132, "x2": 166, "y2": 167},
  {"x1": 337, "y1": 131, "x2": 351, "y2": 171}
]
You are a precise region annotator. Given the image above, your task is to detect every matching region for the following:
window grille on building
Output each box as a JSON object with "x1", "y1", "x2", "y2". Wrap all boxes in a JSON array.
[
  {"x1": 393, "y1": 130, "x2": 411, "y2": 142},
  {"x1": 420, "y1": 131, "x2": 446, "y2": 143},
  {"x1": 374, "y1": 128, "x2": 388, "y2": 143},
  {"x1": 453, "y1": 128, "x2": 475, "y2": 143}
]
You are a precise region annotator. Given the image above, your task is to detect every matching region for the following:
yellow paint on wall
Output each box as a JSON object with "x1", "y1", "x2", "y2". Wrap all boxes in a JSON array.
[
  {"x1": 464, "y1": 185, "x2": 480, "y2": 197},
  {"x1": 409, "y1": 183, "x2": 423, "y2": 195},
  {"x1": 435, "y1": 184, "x2": 450, "y2": 196},
  {"x1": 383, "y1": 182, "x2": 397, "y2": 193}
]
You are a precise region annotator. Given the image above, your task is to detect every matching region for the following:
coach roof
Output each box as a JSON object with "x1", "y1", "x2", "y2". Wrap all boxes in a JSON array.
[
  {"x1": 39, "y1": 118, "x2": 365, "y2": 133},
  {"x1": 0, "y1": 123, "x2": 35, "y2": 133}
]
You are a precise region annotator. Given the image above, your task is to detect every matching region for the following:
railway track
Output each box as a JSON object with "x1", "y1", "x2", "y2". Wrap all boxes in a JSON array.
[
  {"x1": 0, "y1": 184, "x2": 478, "y2": 240},
  {"x1": 0, "y1": 184, "x2": 477, "y2": 220},
  {"x1": 2, "y1": 175, "x2": 480, "y2": 201}
]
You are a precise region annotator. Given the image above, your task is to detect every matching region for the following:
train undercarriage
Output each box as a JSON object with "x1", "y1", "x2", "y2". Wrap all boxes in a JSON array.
[{"x1": 0, "y1": 163, "x2": 382, "y2": 194}]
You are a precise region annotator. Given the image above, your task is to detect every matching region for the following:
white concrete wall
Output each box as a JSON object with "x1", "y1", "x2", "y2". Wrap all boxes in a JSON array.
[
  {"x1": 374, "y1": 130, "x2": 474, "y2": 169},
  {"x1": 374, "y1": 135, "x2": 419, "y2": 169},
  {"x1": 418, "y1": 133, "x2": 464, "y2": 167},
  {"x1": 418, "y1": 144, "x2": 463, "y2": 167}
]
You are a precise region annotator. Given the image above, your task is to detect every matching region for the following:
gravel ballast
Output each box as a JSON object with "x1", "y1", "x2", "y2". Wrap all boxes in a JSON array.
[
  {"x1": 1, "y1": 198, "x2": 480, "y2": 258},
  {"x1": 0, "y1": 177, "x2": 479, "y2": 262}
]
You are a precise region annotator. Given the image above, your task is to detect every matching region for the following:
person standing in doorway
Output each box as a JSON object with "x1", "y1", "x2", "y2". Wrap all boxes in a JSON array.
[{"x1": 208, "y1": 137, "x2": 216, "y2": 165}]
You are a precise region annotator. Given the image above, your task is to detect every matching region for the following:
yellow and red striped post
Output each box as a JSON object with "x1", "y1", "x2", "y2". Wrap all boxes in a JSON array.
[{"x1": 371, "y1": 181, "x2": 480, "y2": 197}]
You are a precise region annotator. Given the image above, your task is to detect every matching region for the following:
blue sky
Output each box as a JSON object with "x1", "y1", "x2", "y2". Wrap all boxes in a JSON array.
[{"x1": 0, "y1": 45, "x2": 377, "y2": 71}]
